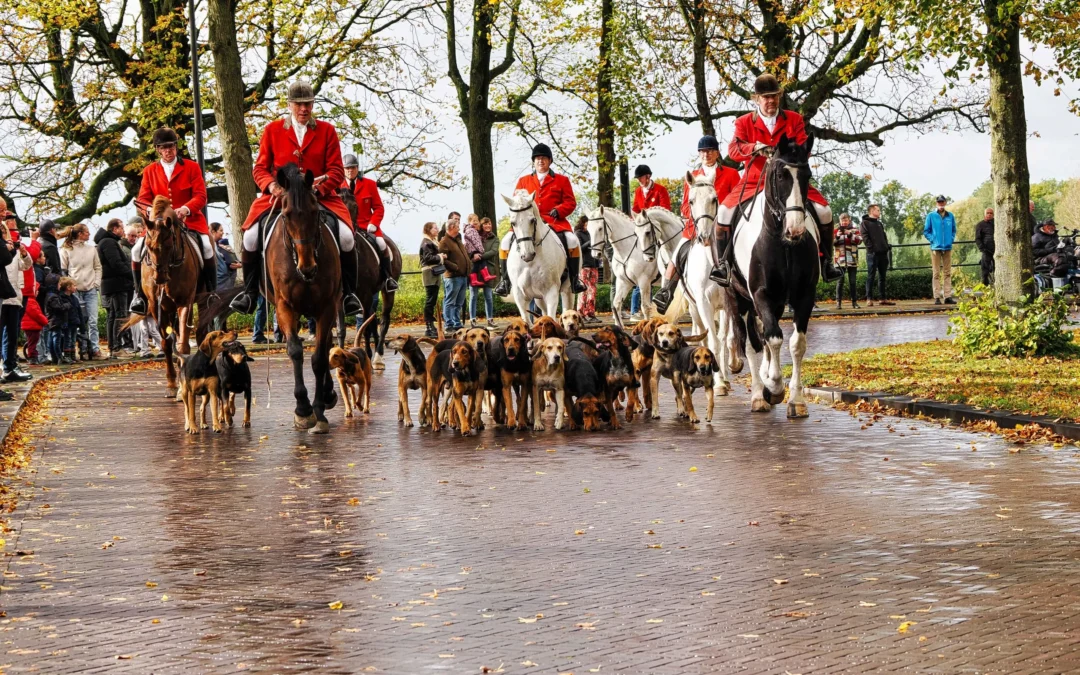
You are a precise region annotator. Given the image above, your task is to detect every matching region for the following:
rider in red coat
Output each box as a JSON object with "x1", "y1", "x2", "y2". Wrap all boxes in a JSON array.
[
  {"x1": 230, "y1": 80, "x2": 363, "y2": 317},
  {"x1": 341, "y1": 154, "x2": 396, "y2": 291},
  {"x1": 631, "y1": 165, "x2": 671, "y2": 214},
  {"x1": 129, "y1": 127, "x2": 214, "y2": 315},
  {"x1": 494, "y1": 143, "x2": 586, "y2": 296},
  {"x1": 711, "y1": 73, "x2": 841, "y2": 286},
  {"x1": 651, "y1": 136, "x2": 741, "y2": 313}
]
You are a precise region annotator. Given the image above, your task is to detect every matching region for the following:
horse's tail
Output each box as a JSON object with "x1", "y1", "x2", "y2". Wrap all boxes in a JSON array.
[
  {"x1": 119, "y1": 312, "x2": 144, "y2": 333},
  {"x1": 352, "y1": 312, "x2": 379, "y2": 349},
  {"x1": 662, "y1": 287, "x2": 689, "y2": 325},
  {"x1": 724, "y1": 289, "x2": 748, "y2": 363},
  {"x1": 196, "y1": 286, "x2": 245, "y2": 335}
]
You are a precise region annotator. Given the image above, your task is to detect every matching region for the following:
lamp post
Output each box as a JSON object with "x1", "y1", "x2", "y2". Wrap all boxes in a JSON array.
[{"x1": 188, "y1": 0, "x2": 206, "y2": 174}]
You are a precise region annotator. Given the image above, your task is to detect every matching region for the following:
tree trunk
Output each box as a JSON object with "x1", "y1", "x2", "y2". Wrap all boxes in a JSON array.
[
  {"x1": 986, "y1": 0, "x2": 1032, "y2": 301},
  {"x1": 466, "y1": 114, "x2": 498, "y2": 222},
  {"x1": 680, "y1": 0, "x2": 715, "y2": 137},
  {"x1": 207, "y1": 0, "x2": 257, "y2": 250},
  {"x1": 596, "y1": 0, "x2": 616, "y2": 207}
]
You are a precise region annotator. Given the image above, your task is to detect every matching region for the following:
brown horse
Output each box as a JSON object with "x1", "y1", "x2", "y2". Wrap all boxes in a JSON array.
[
  {"x1": 266, "y1": 164, "x2": 339, "y2": 433},
  {"x1": 337, "y1": 187, "x2": 402, "y2": 367},
  {"x1": 124, "y1": 195, "x2": 205, "y2": 397}
]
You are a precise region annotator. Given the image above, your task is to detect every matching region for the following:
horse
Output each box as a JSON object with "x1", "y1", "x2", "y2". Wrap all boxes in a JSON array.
[
  {"x1": 585, "y1": 205, "x2": 657, "y2": 328},
  {"x1": 124, "y1": 195, "x2": 206, "y2": 398},
  {"x1": 655, "y1": 178, "x2": 739, "y2": 402},
  {"x1": 501, "y1": 190, "x2": 573, "y2": 323},
  {"x1": 634, "y1": 207, "x2": 684, "y2": 273},
  {"x1": 264, "y1": 163, "x2": 341, "y2": 433},
  {"x1": 726, "y1": 135, "x2": 820, "y2": 417},
  {"x1": 337, "y1": 187, "x2": 402, "y2": 369}
]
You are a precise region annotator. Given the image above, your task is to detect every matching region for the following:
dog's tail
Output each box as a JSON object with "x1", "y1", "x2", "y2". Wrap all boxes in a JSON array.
[
  {"x1": 662, "y1": 287, "x2": 688, "y2": 325},
  {"x1": 351, "y1": 312, "x2": 379, "y2": 349},
  {"x1": 417, "y1": 337, "x2": 440, "y2": 348},
  {"x1": 436, "y1": 306, "x2": 445, "y2": 341},
  {"x1": 119, "y1": 312, "x2": 144, "y2": 333}
]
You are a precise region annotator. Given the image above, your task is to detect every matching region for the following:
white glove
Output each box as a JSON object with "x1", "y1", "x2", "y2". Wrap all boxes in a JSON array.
[
  {"x1": 367, "y1": 224, "x2": 377, "y2": 233},
  {"x1": 753, "y1": 142, "x2": 773, "y2": 156}
]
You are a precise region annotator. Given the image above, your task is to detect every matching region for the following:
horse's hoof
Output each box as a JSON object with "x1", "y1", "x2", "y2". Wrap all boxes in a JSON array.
[
  {"x1": 729, "y1": 357, "x2": 744, "y2": 375},
  {"x1": 372, "y1": 354, "x2": 386, "y2": 371},
  {"x1": 309, "y1": 421, "x2": 330, "y2": 435},
  {"x1": 325, "y1": 390, "x2": 338, "y2": 410},
  {"x1": 166, "y1": 387, "x2": 178, "y2": 399},
  {"x1": 714, "y1": 383, "x2": 730, "y2": 397},
  {"x1": 294, "y1": 413, "x2": 316, "y2": 430},
  {"x1": 766, "y1": 389, "x2": 786, "y2": 405},
  {"x1": 750, "y1": 397, "x2": 771, "y2": 413},
  {"x1": 787, "y1": 402, "x2": 809, "y2": 419}
]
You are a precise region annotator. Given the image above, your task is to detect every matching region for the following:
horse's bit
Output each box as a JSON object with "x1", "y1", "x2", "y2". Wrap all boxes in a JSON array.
[
  {"x1": 509, "y1": 203, "x2": 552, "y2": 251},
  {"x1": 638, "y1": 210, "x2": 681, "y2": 262}
]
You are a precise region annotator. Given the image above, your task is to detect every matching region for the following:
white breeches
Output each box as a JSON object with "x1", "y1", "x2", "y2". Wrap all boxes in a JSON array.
[
  {"x1": 719, "y1": 201, "x2": 832, "y2": 226},
  {"x1": 812, "y1": 203, "x2": 833, "y2": 225},
  {"x1": 500, "y1": 230, "x2": 578, "y2": 252},
  {"x1": 376, "y1": 236, "x2": 386, "y2": 252},
  {"x1": 198, "y1": 233, "x2": 213, "y2": 259},
  {"x1": 132, "y1": 237, "x2": 145, "y2": 260},
  {"x1": 243, "y1": 218, "x2": 354, "y2": 253}
]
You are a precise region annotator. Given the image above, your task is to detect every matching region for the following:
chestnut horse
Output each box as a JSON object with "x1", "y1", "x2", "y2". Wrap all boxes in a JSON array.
[
  {"x1": 126, "y1": 195, "x2": 205, "y2": 397},
  {"x1": 336, "y1": 187, "x2": 402, "y2": 366},
  {"x1": 266, "y1": 164, "x2": 339, "y2": 433}
]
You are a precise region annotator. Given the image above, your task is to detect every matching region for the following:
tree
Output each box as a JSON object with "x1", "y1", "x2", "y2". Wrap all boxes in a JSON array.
[
  {"x1": 899, "y1": 0, "x2": 1080, "y2": 301},
  {"x1": 1056, "y1": 179, "x2": 1080, "y2": 228},
  {"x1": 818, "y1": 172, "x2": 872, "y2": 221}
]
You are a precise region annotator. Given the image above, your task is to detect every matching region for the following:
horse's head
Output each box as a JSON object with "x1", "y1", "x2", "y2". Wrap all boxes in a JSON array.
[
  {"x1": 585, "y1": 205, "x2": 613, "y2": 259},
  {"x1": 502, "y1": 189, "x2": 540, "y2": 263},
  {"x1": 685, "y1": 170, "x2": 719, "y2": 244},
  {"x1": 145, "y1": 196, "x2": 178, "y2": 286},
  {"x1": 337, "y1": 186, "x2": 358, "y2": 230},
  {"x1": 277, "y1": 164, "x2": 321, "y2": 281},
  {"x1": 634, "y1": 210, "x2": 658, "y2": 262},
  {"x1": 768, "y1": 134, "x2": 814, "y2": 241}
]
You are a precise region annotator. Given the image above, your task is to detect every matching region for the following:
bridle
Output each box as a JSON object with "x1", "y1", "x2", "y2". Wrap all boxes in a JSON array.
[
  {"x1": 142, "y1": 216, "x2": 187, "y2": 281},
  {"x1": 509, "y1": 202, "x2": 552, "y2": 252},
  {"x1": 687, "y1": 180, "x2": 718, "y2": 241},
  {"x1": 279, "y1": 191, "x2": 324, "y2": 282},
  {"x1": 764, "y1": 155, "x2": 811, "y2": 227},
  {"x1": 637, "y1": 210, "x2": 682, "y2": 261},
  {"x1": 587, "y1": 214, "x2": 637, "y2": 261}
]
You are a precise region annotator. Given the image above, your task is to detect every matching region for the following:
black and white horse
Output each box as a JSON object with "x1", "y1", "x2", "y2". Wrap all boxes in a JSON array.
[{"x1": 726, "y1": 135, "x2": 819, "y2": 417}]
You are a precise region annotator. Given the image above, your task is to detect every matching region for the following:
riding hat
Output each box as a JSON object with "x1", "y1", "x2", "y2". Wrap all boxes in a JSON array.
[
  {"x1": 531, "y1": 143, "x2": 553, "y2": 161},
  {"x1": 697, "y1": 135, "x2": 719, "y2": 152},
  {"x1": 634, "y1": 164, "x2": 652, "y2": 179},
  {"x1": 935, "y1": 195, "x2": 947, "y2": 203},
  {"x1": 343, "y1": 154, "x2": 360, "y2": 168},
  {"x1": 753, "y1": 73, "x2": 782, "y2": 96},
  {"x1": 287, "y1": 80, "x2": 316, "y2": 103},
  {"x1": 152, "y1": 127, "x2": 179, "y2": 147}
]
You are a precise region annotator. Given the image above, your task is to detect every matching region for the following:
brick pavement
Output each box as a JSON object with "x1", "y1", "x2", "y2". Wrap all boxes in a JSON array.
[{"x1": 2, "y1": 315, "x2": 1080, "y2": 673}]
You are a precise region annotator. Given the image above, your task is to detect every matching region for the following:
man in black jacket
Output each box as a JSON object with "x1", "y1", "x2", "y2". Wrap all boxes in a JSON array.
[
  {"x1": 974, "y1": 208, "x2": 995, "y2": 285},
  {"x1": 1032, "y1": 219, "x2": 1069, "y2": 277},
  {"x1": 37, "y1": 219, "x2": 62, "y2": 274},
  {"x1": 859, "y1": 204, "x2": 894, "y2": 306},
  {"x1": 95, "y1": 219, "x2": 134, "y2": 356}
]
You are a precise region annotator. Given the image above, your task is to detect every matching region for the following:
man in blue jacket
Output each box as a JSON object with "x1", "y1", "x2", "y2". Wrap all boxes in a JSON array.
[{"x1": 924, "y1": 195, "x2": 957, "y2": 304}]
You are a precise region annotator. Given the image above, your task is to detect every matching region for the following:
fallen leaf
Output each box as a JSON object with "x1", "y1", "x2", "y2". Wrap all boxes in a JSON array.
[
  {"x1": 859, "y1": 601, "x2": 877, "y2": 607},
  {"x1": 347, "y1": 498, "x2": 360, "y2": 506},
  {"x1": 328, "y1": 601, "x2": 344, "y2": 610},
  {"x1": 689, "y1": 466, "x2": 698, "y2": 472},
  {"x1": 897, "y1": 621, "x2": 917, "y2": 633},
  {"x1": 773, "y1": 579, "x2": 789, "y2": 585},
  {"x1": 145, "y1": 581, "x2": 158, "y2": 588},
  {"x1": 645, "y1": 618, "x2": 663, "y2": 624}
]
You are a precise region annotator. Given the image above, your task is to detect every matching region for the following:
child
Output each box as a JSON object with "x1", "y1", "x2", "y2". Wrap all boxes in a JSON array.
[
  {"x1": 21, "y1": 288, "x2": 46, "y2": 364},
  {"x1": 45, "y1": 277, "x2": 76, "y2": 365},
  {"x1": 66, "y1": 282, "x2": 88, "y2": 361},
  {"x1": 462, "y1": 216, "x2": 487, "y2": 287}
]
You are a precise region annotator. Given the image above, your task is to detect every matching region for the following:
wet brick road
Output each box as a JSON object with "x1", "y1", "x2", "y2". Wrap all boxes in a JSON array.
[{"x1": 4, "y1": 316, "x2": 1080, "y2": 673}]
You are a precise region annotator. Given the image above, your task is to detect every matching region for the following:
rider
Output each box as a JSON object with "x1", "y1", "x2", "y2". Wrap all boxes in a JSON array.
[
  {"x1": 129, "y1": 127, "x2": 214, "y2": 315},
  {"x1": 631, "y1": 165, "x2": 671, "y2": 214},
  {"x1": 342, "y1": 154, "x2": 398, "y2": 291},
  {"x1": 711, "y1": 73, "x2": 842, "y2": 286},
  {"x1": 230, "y1": 80, "x2": 363, "y2": 318},
  {"x1": 651, "y1": 136, "x2": 740, "y2": 314},
  {"x1": 494, "y1": 143, "x2": 586, "y2": 296}
]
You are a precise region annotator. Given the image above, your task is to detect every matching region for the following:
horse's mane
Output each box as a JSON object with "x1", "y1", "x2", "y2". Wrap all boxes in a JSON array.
[
  {"x1": 150, "y1": 195, "x2": 174, "y2": 221},
  {"x1": 280, "y1": 163, "x2": 315, "y2": 216}
]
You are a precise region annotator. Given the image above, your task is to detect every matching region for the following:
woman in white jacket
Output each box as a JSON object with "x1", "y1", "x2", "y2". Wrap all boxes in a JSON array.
[
  {"x1": 60, "y1": 223, "x2": 102, "y2": 360},
  {"x1": 1, "y1": 219, "x2": 32, "y2": 382}
]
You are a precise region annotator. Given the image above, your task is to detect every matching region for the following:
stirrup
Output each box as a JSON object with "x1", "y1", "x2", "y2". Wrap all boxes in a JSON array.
[
  {"x1": 384, "y1": 277, "x2": 399, "y2": 292},
  {"x1": 129, "y1": 295, "x2": 147, "y2": 316},
  {"x1": 494, "y1": 278, "x2": 511, "y2": 297},
  {"x1": 343, "y1": 293, "x2": 364, "y2": 318},
  {"x1": 230, "y1": 293, "x2": 257, "y2": 314},
  {"x1": 709, "y1": 262, "x2": 731, "y2": 287}
]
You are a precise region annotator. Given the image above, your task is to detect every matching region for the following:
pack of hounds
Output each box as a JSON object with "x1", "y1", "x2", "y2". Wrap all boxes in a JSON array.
[{"x1": 174, "y1": 311, "x2": 729, "y2": 436}]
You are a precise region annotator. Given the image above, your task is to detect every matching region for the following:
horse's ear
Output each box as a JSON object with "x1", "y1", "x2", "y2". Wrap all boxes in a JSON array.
[
  {"x1": 598, "y1": 204, "x2": 605, "y2": 215},
  {"x1": 304, "y1": 170, "x2": 315, "y2": 190},
  {"x1": 804, "y1": 134, "x2": 814, "y2": 156},
  {"x1": 777, "y1": 135, "x2": 791, "y2": 156},
  {"x1": 276, "y1": 167, "x2": 289, "y2": 191},
  {"x1": 501, "y1": 194, "x2": 514, "y2": 207},
  {"x1": 685, "y1": 170, "x2": 694, "y2": 186}
]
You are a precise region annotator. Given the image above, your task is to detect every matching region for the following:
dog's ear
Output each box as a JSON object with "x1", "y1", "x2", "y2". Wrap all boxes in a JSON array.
[
  {"x1": 198, "y1": 331, "x2": 220, "y2": 357},
  {"x1": 245, "y1": 355, "x2": 255, "y2": 362},
  {"x1": 708, "y1": 351, "x2": 720, "y2": 374}
]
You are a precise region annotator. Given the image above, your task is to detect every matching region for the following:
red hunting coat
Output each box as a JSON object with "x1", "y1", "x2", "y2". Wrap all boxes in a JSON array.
[
  {"x1": 342, "y1": 176, "x2": 385, "y2": 236},
  {"x1": 632, "y1": 182, "x2": 672, "y2": 214},
  {"x1": 242, "y1": 118, "x2": 352, "y2": 230},
  {"x1": 682, "y1": 165, "x2": 740, "y2": 239},
  {"x1": 138, "y1": 158, "x2": 209, "y2": 234},
  {"x1": 725, "y1": 109, "x2": 827, "y2": 209},
  {"x1": 514, "y1": 172, "x2": 576, "y2": 233}
]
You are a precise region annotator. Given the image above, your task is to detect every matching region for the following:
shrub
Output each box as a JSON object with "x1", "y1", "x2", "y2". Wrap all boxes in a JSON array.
[{"x1": 948, "y1": 284, "x2": 1073, "y2": 358}]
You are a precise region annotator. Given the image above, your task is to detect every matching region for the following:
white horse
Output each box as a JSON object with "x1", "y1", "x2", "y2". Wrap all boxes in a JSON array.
[
  {"x1": 634, "y1": 207, "x2": 685, "y2": 282},
  {"x1": 502, "y1": 190, "x2": 573, "y2": 322},
  {"x1": 658, "y1": 174, "x2": 739, "y2": 401},
  {"x1": 586, "y1": 205, "x2": 657, "y2": 328}
]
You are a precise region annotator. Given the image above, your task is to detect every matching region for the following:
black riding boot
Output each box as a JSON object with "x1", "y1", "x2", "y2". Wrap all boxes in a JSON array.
[
  {"x1": 230, "y1": 250, "x2": 261, "y2": 314},
  {"x1": 817, "y1": 221, "x2": 843, "y2": 282},
  {"x1": 339, "y1": 248, "x2": 364, "y2": 318},
  {"x1": 129, "y1": 262, "x2": 147, "y2": 315},
  {"x1": 652, "y1": 273, "x2": 680, "y2": 315},
  {"x1": 200, "y1": 259, "x2": 218, "y2": 296},
  {"x1": 567, "y1": 253, "x2": 586, "y2": 294},
  {"x1": 708, "y1": 225, "x2": 732, "y2": 287},
  {"x1": 378, "y1": 248, "x2": 399, "y2": 291},
  {"x1": 494, "y1": 264, "x2": 512, "y2": 297}
]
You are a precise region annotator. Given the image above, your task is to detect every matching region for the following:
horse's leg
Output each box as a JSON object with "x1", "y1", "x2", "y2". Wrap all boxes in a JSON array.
[
  {"x1": 177, "y1": 306, "x2": 191, "y2": 355},
  {"x1": 711, "y1": 302, "x2": 731, "y2": 397},
  {"x1": 755, "y1": 300, "x2": 786, "y2": 406},
  {"x1": 512, "y1": 286, "x2": 531, "y2": 325},
  {"x1": 373, "y1": 289, "x2": 392, "y2": 371},
  {"x1": 195, "y1": 299, "x2": 208, "y2": 349},
  {"x1": 741, "y1": 308, "x2": 769, "y2": 412},
  {"x1": 309, "y1": 312, "x2": 335, "y2": 434},
  {"x1": 337, "y1": 309, "x2": 345, "y2": 350},
  {"x1": 611, "y1": 274, "x2": 627, "y2": 328},
  {"x1": 786, "y1": 328, "x2": 809, "y2": 418},
  {"x1": 164, "y1": 310, "x2": 178, "y2": 398},
  {"x1": 279, "y1": 306, "x2": 314, "y2": 429}
]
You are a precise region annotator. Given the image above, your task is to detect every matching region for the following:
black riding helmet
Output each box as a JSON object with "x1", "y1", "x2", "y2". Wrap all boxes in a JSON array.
[
  {"x1": 634, "y1": 164, "x2": 652, "y2": 179},
  {"x1": 697, "y1": 135, "x2": 719, "y2": 152},
  {"x1": 152, "y1": 127, "x2": 178, "y2": 147},
  {"x1": 531, "y1": 143, "x2": 553, "y2": 161}
]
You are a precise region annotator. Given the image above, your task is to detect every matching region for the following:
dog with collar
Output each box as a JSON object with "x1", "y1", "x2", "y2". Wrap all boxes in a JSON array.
[{"x1": 177, "y1": 330, "x2": 237, "y2": 434}]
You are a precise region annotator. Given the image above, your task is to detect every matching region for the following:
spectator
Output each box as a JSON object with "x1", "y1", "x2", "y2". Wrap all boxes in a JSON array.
[
  {"x1": 471, "y1": 217, "x2": 499, "y2": 328},
  {"x1": 252, "y1": 296, "x2": 269, "y2": 344},
  {"x1": 60, "y1": 223, "x2": 103, "y2": 357},
  {"x1": 119, "y1": 220, "x2": 140, "y2": 350},
  {"x1": 0, "y1": 221, "x2": 31, "y2": 382},
  {"x1": 923, "y1": 196, "x2": 957, "y2": 305},
  {"x1": 833, "y1": 213, "x2": 861, "y2": 310},
  {"x1": 859, "y1": 204, "x2": 894, "y2": 307},
  {"x1": 212, "y1": 222, "x2": 240, "y2": 291},
  {"x1": 21, "y1": 241, "x2": 47, "y2": 364},
  {"x1": 462, "y1": 213, "x2": 484, "y2": 326},
  {"x1": 1028, "y1": 200, "x2": 1038, "y2": 237},
  {"x1": 37, "y1": 219, "x2": 63, "y2": 273},
  {"x1": 419, "y1": 221, "x2": 444, "y2": 337},
  {"x1": 96, "y1": 218, "x2": 133, "y2": 358},
  {"x1": 629, "y1": 286, "x2": 641, "y2": 321},
  {"x1": 575, "y1": 215, "x2": 601, "y2": 323},
  {"x1": 1032, "y1": 219, "x2": 1069, "y2": 277},
  {"x1": 35, "y1": 266, "x2": 58, "y2": 363},
  {"x1": 975, "y1": 208, "x2": 995, "y2": 285},
  {"x1": 439, "y1": 218, "x2": 470, "y2": 331},
  {"x1": 44, "y1": 277, "x2": 77, "y2": 364}
]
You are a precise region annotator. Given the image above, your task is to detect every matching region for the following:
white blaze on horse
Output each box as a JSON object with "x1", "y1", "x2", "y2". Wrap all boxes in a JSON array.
[
  {"x1": 585, "y1": 205, "x2": 657, "y2": 328},
  {"x1": 501, "y1": 190, "x2": 574, "y2": 322},
  {"x1": 727, "y1": 135, "x2": 819, "y2": 417}
]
